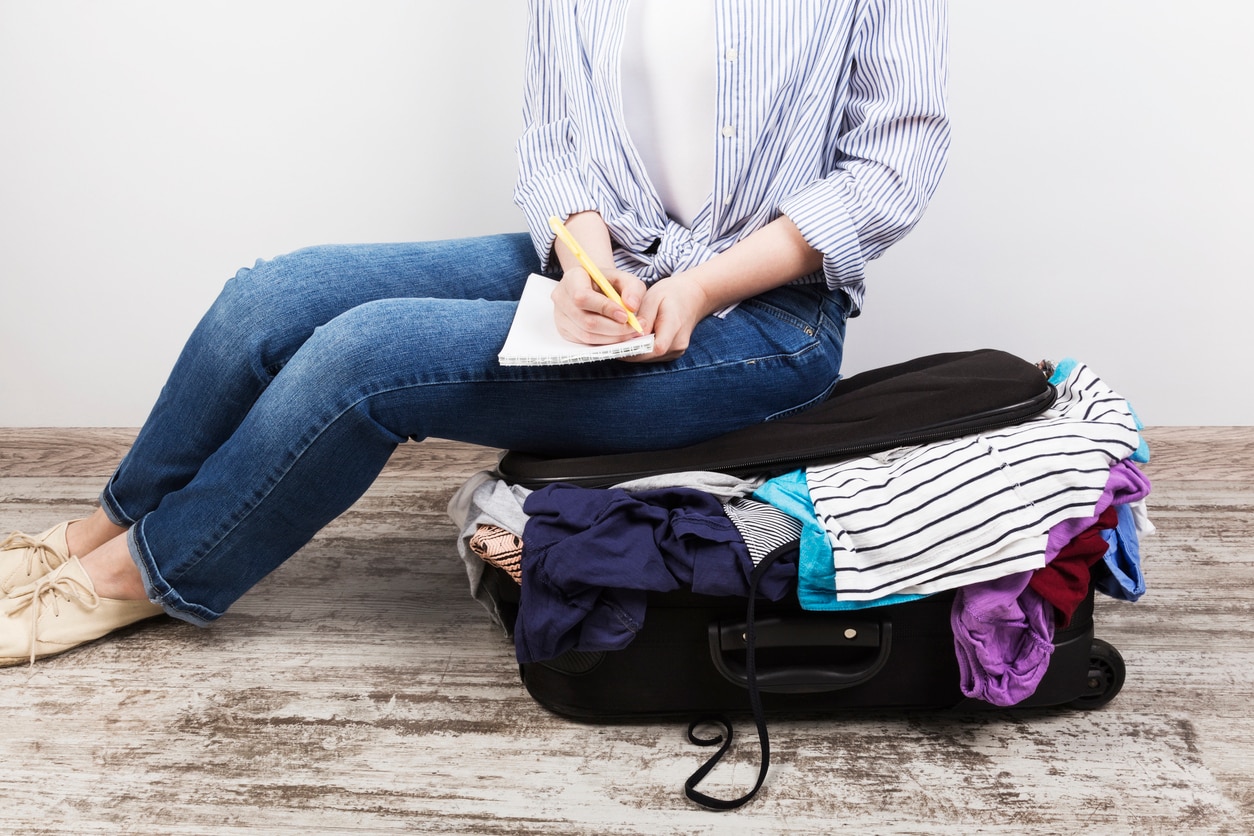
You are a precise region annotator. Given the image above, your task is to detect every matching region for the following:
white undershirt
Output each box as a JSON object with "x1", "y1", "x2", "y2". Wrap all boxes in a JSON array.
[{"x1": 620, "y1": 0, "x2": 716, "y2": 230}]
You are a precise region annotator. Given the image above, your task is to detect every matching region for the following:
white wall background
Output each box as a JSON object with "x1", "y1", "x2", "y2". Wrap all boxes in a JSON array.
[{"x1": 1, "y1": 0, "x2": 1250, "y2": 427}]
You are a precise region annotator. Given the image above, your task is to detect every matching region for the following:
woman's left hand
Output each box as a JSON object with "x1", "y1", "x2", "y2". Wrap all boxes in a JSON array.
[{"x1": 624, "y1": 274, "x2": 712, "y2": 363}]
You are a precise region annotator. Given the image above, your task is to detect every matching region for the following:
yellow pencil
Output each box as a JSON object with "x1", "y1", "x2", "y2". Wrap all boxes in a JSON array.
[{"x1": 548, "y1": 215, "x2": 644, "y2": 334}]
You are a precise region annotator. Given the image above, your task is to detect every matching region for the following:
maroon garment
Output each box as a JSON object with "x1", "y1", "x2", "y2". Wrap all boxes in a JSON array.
[{"x1": 1029, "y1": 505, "x2": 1119, "y2": 627}]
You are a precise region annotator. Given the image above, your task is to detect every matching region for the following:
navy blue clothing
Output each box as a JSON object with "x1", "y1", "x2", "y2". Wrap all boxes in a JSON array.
[{"x1": 515, "y1": 483, "x2": 796, "y2": 663}]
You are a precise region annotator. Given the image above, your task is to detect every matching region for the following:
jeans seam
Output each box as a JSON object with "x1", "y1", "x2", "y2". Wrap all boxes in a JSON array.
[
  {"x1": 762, "y1": 371, "x2": 843, "y2": 422},
  {"x1": 128, "y1": 524, "x2": 214, "y2": 626},
  {"x1": 98, "y1": 480, "x2": 137, "y2": 527}
]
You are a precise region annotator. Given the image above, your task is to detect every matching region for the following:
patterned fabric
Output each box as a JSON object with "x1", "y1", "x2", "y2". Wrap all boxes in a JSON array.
[
  {"x1": 469, "y1": 525, "x2": 523, "y2": 585},
  {"x1": 722, "y1": 497, "x2": 803, "y2": 565},
  {"x1": 801, "y1": 362, "x2": 1142, "y2": 605}
]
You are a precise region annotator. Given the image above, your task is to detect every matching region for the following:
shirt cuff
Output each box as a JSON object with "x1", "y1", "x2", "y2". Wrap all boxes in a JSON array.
[
  {"x1": 514, "y1": 127, "x2": 600, "y2": 271},
  {"x1": 777, "y1": 177, "x2": 865, "y2": 289}
]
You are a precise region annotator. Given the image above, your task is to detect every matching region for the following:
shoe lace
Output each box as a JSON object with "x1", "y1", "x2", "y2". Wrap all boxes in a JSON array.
[
  {"x1": 6, "y1": 568, "x2": 100, "y2": 665},
  {"x1": 0, "y1": 531, "x2": 65, "y2": 578}
]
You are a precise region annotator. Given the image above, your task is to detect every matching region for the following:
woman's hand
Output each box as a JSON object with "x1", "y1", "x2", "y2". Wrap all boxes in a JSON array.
[
  {"x1": 624, "y1": 274, "x2": 712, "y2": 363},
  {"x1": 549, "y1": 213, "x2": 822, "y2": 362},
  {"x1": 551, "y1": 265, "x2": 648, "y2": 345},
  {"x1": 622, "y1": 216, "x2": 824, "y2": 362},
  {"x1": 551, "y1": 266, "x2": 712, "y2": 362}
]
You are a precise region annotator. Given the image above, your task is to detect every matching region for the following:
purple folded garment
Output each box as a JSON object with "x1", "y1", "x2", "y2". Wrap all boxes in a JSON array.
[{"x1": 952, "y1": 571, "x2": 1055, "y2": 707}]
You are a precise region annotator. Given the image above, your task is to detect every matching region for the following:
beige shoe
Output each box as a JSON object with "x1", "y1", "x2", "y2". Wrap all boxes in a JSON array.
[
  {"x1": 0, "y1": 520, "x2": 80, "y2": 596},
  {"x1": 1, "y1": 557, "x2": 165, "y2": 667}
]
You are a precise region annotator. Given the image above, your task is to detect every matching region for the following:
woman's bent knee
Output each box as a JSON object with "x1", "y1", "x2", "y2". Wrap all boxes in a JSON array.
[{"x1": 200, "y1": 248, "x2": 348, "y2": 379}]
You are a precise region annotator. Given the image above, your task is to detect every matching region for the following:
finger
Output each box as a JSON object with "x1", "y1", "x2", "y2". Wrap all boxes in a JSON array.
[
  {"x1": 566, "y1": 278, "x2": 635, "y2": 326},
  {"x1": 554, "y1": 308, "x2": 638, "y2": 344},
  {"x1": 588, "y1": 278, "x2": 646, "y2": 327},
  {"x1": 604, "y1": 270, "x2": 648, "y2": 314},
  {"x1": 554, "y1": 272, "x2": 632, "y2": 335},
  {"x1": 593, "y1": 295, "x2": 632, "y2": 326},
  {"x1": 626, "y1": 307, "x2": 689, "y2": 363},
  {"x1": 632, "y1": 286, "x2": 665, "y2": 336},
  {"x1": 553, "y1": 297, "x2": 643, "y2": 344}
]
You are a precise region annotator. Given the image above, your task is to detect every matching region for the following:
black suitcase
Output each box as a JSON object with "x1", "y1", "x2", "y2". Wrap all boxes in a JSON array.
[
  {"x1": 481, "y1": 569, "x2": 1121, "y2": 719},
  {"x1": 488, "y1": 349, "x2": 1130, "y2": 808}
]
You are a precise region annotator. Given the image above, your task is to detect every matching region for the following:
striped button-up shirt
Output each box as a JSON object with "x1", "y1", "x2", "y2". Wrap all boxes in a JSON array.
[{"x1": 513, "y1": 0, "x2": 950, "y2": 313}]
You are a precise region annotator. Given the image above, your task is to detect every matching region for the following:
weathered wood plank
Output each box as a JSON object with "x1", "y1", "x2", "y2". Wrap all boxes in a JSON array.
[
  {"x1": 1141, "y1": 426, "x2": 1254, "y2": 482},
  {"x1": 0, "y1": 427, "x2": 139, "y2": 477},
  {"x1": 0, "y1": 428, "x2": 501, "y2": 480}
]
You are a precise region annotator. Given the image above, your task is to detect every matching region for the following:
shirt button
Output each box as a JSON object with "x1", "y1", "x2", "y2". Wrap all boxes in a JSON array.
[
  {"x1": 723, "y1": 195, "x2": 734, "y2": 205},
  {"x1": 725, "y1": 47, "x2": 738, "y2": 61},
  {"x1": 721, "y1": 124, "x2": 735, "y2": 138}
]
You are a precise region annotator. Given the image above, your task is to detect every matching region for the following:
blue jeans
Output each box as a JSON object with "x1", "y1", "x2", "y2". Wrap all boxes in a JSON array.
[{"x1": 99, "y1": 233, "x2": 850, "y2": 624}]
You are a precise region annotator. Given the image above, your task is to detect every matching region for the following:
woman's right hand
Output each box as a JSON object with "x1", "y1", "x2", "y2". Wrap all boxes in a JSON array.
[{"x1": 551, "y1": 265, "x2": 647, "y2": 345}]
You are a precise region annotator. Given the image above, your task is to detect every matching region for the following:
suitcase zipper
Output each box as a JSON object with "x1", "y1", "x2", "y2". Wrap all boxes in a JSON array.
[
  {"x1": 524, "y1": 385, "x2": 1056, "y2": 488},
  {"x1": 717, "y1": 386, "x2": 1057, "y2": 477}
]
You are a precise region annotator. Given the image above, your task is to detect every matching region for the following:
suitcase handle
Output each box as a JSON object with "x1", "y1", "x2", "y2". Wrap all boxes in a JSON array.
[{"x1": 708, "y1": 614, "x2": 893, "y2": 694}]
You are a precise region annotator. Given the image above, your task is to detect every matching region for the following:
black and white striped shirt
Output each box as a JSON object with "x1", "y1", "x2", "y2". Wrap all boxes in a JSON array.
[
  {"x1": 803, "y1": 362, "x2": 1143, "y2": 602},
  {"x1": 514, "y1": 0, "x2": 951, "y2": 312}
]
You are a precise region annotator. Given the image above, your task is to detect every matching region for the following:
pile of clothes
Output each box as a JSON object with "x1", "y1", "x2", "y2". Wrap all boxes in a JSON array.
[{"x1": 448, "y1": 360, "x2": 1151, "y2": 707}]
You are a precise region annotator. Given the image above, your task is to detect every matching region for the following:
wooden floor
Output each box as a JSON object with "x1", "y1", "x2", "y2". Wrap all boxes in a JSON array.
[{"x1": 0, "y1": 427, "x2": 1251, "y2": 835}]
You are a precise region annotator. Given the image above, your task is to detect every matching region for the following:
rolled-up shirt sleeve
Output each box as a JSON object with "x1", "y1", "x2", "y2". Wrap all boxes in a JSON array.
[
  {"x1": 778, "y1": 0, "x2": 950, "y2": 295},
  {"x1": 513, "y1": 0, "x2": 600, "y2": 270}
]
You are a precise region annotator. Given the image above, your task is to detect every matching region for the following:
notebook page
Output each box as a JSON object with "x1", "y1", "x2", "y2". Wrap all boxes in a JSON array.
[{"x1": 498, "y1": 274, "x2": 654, "y2": 366}]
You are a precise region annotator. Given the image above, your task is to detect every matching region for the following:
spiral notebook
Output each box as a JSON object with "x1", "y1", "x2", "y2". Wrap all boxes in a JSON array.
[{"x1": 498, "y1": 274, "x2": 654, "y2": 366}]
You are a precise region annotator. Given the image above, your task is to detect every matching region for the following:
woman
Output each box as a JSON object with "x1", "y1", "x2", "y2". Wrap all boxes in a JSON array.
[{"x1": 1, "y1": 0, "x2": 949, "y2": 666}]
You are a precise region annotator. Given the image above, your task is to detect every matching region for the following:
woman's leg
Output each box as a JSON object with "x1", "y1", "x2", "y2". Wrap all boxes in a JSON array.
[
  {"x1": 3, "y1": 233, "x2": 545, "y2": 664},
  {"x1": 58, "y1": 235, "x2": 537, "y2": 561},
  {"x1": 121, "y1": 282, "x2": 851, "y2": 624},
  {"x1": 97, "y1": 233, "x2": 540, "y2": 533},
  {"x1": 6, "y1": 261, "x2": 848, "y2": 665}
]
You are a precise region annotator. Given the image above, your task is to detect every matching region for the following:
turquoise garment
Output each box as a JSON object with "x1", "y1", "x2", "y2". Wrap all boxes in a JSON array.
[
  {"x1": 1125, "y1": 401, "x2": 1151, "y2": 464},
  {"x1": 1047, "y1": 357, "x2": 1079, "y2": 386},
  {"x1": 753, "y1": 470, "x2": 925, "y2": 611}
]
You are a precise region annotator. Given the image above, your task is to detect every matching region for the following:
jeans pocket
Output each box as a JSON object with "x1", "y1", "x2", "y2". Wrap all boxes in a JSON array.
[
  {"x1": 746, "y1": 289, "x2": 851, "y2": 422},
  {"x1": 740, "y1": 285, "x2": 843, "y2": 358}
]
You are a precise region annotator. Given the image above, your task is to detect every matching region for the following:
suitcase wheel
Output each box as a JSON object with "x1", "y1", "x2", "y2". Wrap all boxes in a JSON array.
[{"x1": 1067, "y1": 638, "x2": 1126, "y2": 710}]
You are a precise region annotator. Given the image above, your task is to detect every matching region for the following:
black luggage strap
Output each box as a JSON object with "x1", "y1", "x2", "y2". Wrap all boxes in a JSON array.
[{"x1": 683, "y1": 549, "x2": 783, "y2": 810}]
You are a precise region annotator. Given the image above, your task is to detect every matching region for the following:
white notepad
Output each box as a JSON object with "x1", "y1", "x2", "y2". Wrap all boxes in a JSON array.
[{"x1": 498, "y1": 274, "x2": 654, "y2": 366}]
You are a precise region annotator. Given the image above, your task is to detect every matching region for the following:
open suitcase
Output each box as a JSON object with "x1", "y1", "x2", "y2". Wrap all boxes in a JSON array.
[
  {"x1": 482, "y1": 349, "x2": 1135, "y2": 808},
  {"x1": 481, "y1": 572, "x2": 1121, "y2": 718}
]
